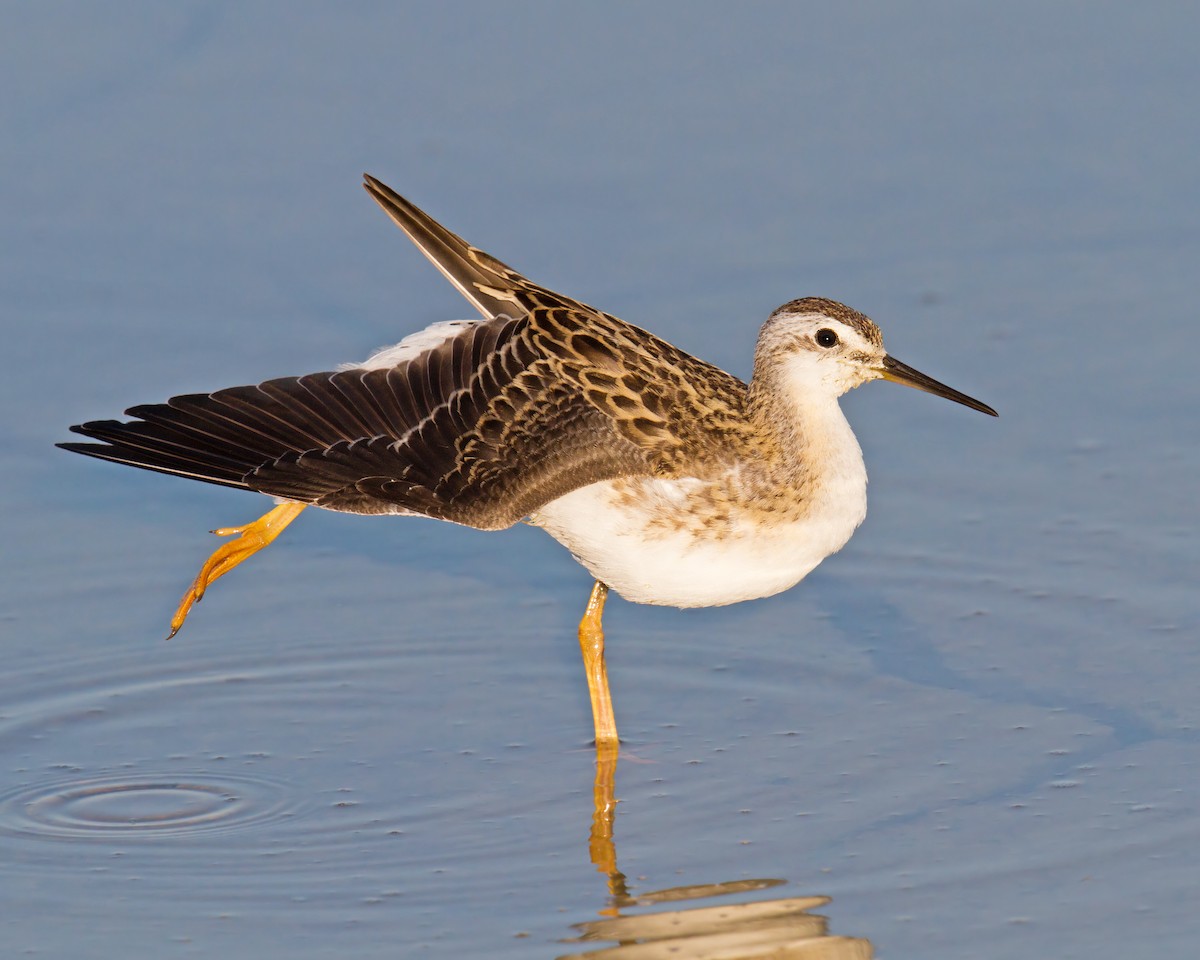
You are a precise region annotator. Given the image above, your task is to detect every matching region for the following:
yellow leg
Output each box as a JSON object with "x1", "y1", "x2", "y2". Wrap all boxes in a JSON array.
[
  {"x1": 578, "y1": 580, "x2": 618, "y2": 746},
  {"x1": 167, "y1": 501, "x2": 306, "y2": 639}
]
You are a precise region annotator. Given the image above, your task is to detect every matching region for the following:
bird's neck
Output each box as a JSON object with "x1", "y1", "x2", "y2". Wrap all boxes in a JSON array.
[{"x1": 746, "y1": 365, "x2": 867, "y2": 503}]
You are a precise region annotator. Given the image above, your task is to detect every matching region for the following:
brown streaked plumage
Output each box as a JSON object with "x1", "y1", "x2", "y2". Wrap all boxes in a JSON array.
[{"x1": 59, "y1": 174, "x2": 997, "y2": 748}]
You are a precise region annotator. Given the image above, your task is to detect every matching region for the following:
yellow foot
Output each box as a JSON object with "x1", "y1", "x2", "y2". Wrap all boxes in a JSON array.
[
  {"x1": 578, "y1": 580, "x2": 619, "y2": 746},
  {"x1": 167, "y1": 501, "x2": 306, "y2": 639}
]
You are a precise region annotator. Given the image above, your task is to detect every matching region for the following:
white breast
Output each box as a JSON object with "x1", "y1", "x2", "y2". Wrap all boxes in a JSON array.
[{"x1": 530, "y1": 466, "x2": 867, "y2": 608}]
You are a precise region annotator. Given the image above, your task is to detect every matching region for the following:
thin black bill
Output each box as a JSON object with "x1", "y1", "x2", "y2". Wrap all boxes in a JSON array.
[{"x1": 880, "y1": 356, "x2": 998, "y2": 417}]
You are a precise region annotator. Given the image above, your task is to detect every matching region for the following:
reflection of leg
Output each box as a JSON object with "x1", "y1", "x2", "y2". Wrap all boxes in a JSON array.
[
  {"x1": 578, "y1": 580, "x2": 618, "y2": 745},
  {"x1": 168, "y1": 502, "x2": 307, "y2": 639},
  {"x1": 589, "y1": 738, "x2": 629, "y2": 908}
]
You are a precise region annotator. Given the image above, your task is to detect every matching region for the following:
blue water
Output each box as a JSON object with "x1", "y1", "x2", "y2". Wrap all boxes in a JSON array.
[{"x1": 3, "y1": 3, "x2": 1197, "y2": 958}]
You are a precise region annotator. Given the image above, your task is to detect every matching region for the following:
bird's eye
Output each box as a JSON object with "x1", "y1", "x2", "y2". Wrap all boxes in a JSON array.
[{"x1": 815, "y1": 328, "x2": 839, "y2": 348}]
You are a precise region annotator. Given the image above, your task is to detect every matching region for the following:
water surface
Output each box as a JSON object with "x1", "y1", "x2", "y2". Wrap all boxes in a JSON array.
[{"x1": 3, "y1": 3, "x2": 1197, "y2": 958}]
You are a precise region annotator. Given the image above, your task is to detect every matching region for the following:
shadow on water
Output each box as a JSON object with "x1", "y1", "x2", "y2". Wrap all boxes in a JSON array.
[
  {"x1": 816, "y1": 547, "x2": 1199, "y2": 791},
  {"x1": 559, "y1": 743, "x2": 872, "y2": 959}
]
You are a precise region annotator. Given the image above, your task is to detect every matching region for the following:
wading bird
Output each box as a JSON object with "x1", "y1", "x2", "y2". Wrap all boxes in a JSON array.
[{"x1": 60, "y1": 175, "x2": 997, "y2": 746}]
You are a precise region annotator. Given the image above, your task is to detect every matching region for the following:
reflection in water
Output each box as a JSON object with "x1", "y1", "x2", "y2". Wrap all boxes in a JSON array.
[
  {"x1": 1, "y1": 633, "x2": 870, "y2": 956},
  {"x1": 562, "y1": 743, "x2": 873, "y2": 958}
]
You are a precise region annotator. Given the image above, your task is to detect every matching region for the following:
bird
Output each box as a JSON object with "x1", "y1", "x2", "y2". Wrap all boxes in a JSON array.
[{"x1": 59, "y1": 174, "x2": 997, "y2": 747}]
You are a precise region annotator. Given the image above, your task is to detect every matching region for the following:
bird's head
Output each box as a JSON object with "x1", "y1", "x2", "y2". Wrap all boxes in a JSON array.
[{"x1": 754, "y1": 297, "x2": 997, "y2": 416}]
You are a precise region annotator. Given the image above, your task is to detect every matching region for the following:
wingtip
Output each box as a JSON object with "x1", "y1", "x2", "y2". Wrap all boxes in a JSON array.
[
  {"x1": 59, "y1": 428, "x2": 101, "y2": 449},
  {"x1": 56, "y1": 439, "x2": 122, "y2": 460},
  {"x1": 63, "y1": 420, "x2": 123, "y2": 440},
  {"x1": 362, "y1": 173, "x2": 387, "y2": 197}
]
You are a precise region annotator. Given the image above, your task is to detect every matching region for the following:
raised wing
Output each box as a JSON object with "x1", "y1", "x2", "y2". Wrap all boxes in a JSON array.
[
  {"x1": 364, "y1": 173, "x2": 569, "y2": 321},
  {"x1": 60, "y1": 178, "x2": 753, "y2": 528}
]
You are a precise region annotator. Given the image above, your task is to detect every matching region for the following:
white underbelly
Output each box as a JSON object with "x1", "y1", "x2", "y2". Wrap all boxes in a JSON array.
[{"x1": 529, "y1": 476, "x2": 866, "y2": 608}]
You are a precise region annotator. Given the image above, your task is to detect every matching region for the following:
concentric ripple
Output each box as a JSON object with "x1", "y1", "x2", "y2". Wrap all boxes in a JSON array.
[{"x1": 0, "y1": 772, "x2": 293, "y2": 842}]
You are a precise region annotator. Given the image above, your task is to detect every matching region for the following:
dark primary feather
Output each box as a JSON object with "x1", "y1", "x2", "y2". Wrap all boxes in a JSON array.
[
  {"x1": 60, "y1": 178, "x2": 755, "y2": 529},
  {"x1": 363, "y1": 174, "x2": 555, "y2": 322}
]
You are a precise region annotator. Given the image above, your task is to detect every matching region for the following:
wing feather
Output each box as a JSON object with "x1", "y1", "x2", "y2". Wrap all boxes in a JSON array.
[
  {"x1": 363, "y1": 174, "x2": 527, "y2": 320},
  {"x1": 60, "y1": 178, "x2": 755, "y2": 528}
]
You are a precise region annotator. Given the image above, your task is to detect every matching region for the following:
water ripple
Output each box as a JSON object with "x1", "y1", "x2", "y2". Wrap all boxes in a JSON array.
[{"x1": 0, "y1": 772, "x2": 293, "y2": 842}]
